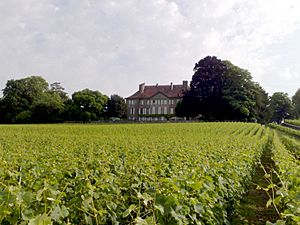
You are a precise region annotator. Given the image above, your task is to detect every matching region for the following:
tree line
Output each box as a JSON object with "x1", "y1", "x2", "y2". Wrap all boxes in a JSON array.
[
  {"x1": 175, "y1": 56, "x2": 300, "y2": 123},
  {"x1": 0, "y1": 76, "x2": 127, "y2": 123},
  {"x1": 0, "y1": 56, "x2": 299, "y2": 124}
]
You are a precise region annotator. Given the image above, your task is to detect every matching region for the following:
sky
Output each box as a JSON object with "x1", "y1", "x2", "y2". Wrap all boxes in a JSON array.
[{"x1": 0, "y1": 0, "x2": 300, "y2": 98}]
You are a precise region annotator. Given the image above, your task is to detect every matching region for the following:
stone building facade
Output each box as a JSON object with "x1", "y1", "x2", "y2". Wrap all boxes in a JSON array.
[{"x1": 126, "y1": 81, "x2": 188, "y2": 121}]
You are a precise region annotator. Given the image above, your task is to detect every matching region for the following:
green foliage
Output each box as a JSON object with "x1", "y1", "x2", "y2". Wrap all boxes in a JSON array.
[
  {"x1": 69, "y1": 89, "x2": 109, "y2": 121},
  {"x1": 269, "y1": 123, "x2": 300, "y2": 138},
  {"x1": 269, "y1": 131, "x2": 300, "y2": 223},
  {"x1": 223, "y1": 61, "x2": 270, "y2": 123},
  {"x1": 0, "y1": 123, "x2": 268, "y2": 224},
  {"x1": 177, "y1": 56, "x2": 269, "y2": 122},
  {"x1": 0, "y1": 76, "x2": 114, "y2": 123},
  {"x1": 285, "y1": 119, "x2": 300, "y2": 127},
  {"x1": 50, "y1": 82, "x2": 69, "y2": 103},
  {"x1": 279, "y1": 135, "x2": 300, "y2": 160},
  {"x1": 187, "y1": 56, "x2": 228, "y2": 119},
  {"x1": 0, "y1": 76, "x2": 48, "y2": 123},
  {"x1": 107, "y1": 94, "x2": 127, "y2": 119},
  {"x1": 31, "y1": 92, "x2": 65, "y2": 123},
  {"x1": 270, "y1": 92, "x2": 295, "y2": 122},
  {"x1": 252, "y1": 82, "x2": 271, "y2": 124},
  {"x1": 222, "y1": 60, "x2": 254, "y2": 119},
  {"x1": 15, "y1": 110, "x2": 32, "y2": 124},
  {"x1": 292, "y1": 89, "x2": 300, "y2": 119},
  {"x1": 2, "y1": 76, "x2": 49, "y2": 102},
  {"x1": 0, "y1": 76, "x2": 68, "y2": 123}
]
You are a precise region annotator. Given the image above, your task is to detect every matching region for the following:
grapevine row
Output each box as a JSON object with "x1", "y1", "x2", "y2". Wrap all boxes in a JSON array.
[
  {"x1": 270, "y1": 131, "x2": 300, "y2": 223},
  {"x1": 0, "y1": 123, "x2": 266, "y2": 224}
]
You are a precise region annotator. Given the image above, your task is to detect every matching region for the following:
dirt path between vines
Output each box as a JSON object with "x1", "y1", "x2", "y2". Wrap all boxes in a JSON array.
[{"x1": 231, "y1": 144, "x2": 280, "y2": 224}]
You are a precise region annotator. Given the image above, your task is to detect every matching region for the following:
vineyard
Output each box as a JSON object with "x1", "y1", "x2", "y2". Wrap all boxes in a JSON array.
[
  {"x1": 285, "y1": 119, "x2": 300, "y2": 127},
  {"x1": 0, "y1": 123, "x2": 299, "y2": 224}
]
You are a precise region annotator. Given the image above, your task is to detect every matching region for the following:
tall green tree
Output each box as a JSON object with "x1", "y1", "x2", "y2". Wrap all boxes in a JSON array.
[
  {"x1": 68, "y1": 89, "x2": 108, "y2": 122},
  {"x1": 222, "y1": 61, "x2": 255, "y2": 120},
  {"x1": 251, "y1": 82, "x2": 270, "y2": 123},
  {"x1": 176, "y1": 56, "x2": 270, "y2": 122},
  {"x1": 31, "y1": 92, "x2": 65, "y2": 123},
  {"x1": 175, "y1": 92, "x2": 197, "y2": 118},
  {"x1": 0, "y1": 76, "x2": 48, "y2": 123},
  {"x1": 292, "y1": 88, "x2": 300, "y2": 118},
  {"x1": 189, "y1": 56, "x2": 228, "y2": 120},
  {"x1": 50, "y1": 82, "x2": 69, "y2": 102},
  {"x1": 222, "y1": 61, "x2": 270, "y2": 122},
  {"x1": 270, "y1": 92, "x2": 295, "y2": 122},
  {"x1": 107, "y1": 95, "x2": 127, "y2": 118}
]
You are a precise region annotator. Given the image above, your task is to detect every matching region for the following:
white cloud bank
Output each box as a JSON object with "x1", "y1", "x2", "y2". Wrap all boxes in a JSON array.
[{"x1": 0, "y1": 0, "x2": 300, "y2": 97}]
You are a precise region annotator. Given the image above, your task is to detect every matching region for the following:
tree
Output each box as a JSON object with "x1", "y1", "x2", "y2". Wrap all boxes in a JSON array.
[
  {"x1": 222, "y1": 61, "x2": 269, "y2": 122},
  {"x1": 221, "y1": 61, "x2": 254, "y2": 120},
  {"x1": 251, "y1": 82, "x2": 270, "y2": 123},
  {"x1": 175, "y1": 91, "x2": 198, "y2": 118},
  {"x1": 50, "y1": 82, "x2": 69, "y2": 102},
  {"x1": 292, "y1": 88, "x2": 300, "y2": 118},
  {"x1": 176, "y1": 56, "x2": 270, "y2": 122},
  {"x1": 189, "y1": 56, "x2": 228, "y2": 120},
  {"x1": 68, "y1": 89, "x2": 108, "y2": 122},
  {"x1": 270, "y1": 92, "x2": 295, "y2": 122},
  {"x1": 14, "y1": 110, "x2": 32, "y2": 124},
  {"x1": 0, "y1": 76, "x2": 71, "y2": 123},
  {"x1": 0, "y1": 76, "x2": 48, "y2": 123},
  {"x1": 107, "y1": 95, "x2": 127, "y2": 118},
  {"x1": 31, "y1": 92, "x2": 65, "y2": 123}
]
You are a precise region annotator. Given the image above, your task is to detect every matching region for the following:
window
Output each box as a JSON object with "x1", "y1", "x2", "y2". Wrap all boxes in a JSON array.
[
  {"x1": 141, "y1": 100, "x2": 144, "y2": 105},
  {"x1": 147, "y1": 100, "x2": 150, "y2": 105},
  {"x1": 164, "y1": 107, "x2": 167, "y2": 114},
  {"x1": 170, "y1": 108, "x2": 174, "y2": 114},
  {"x1": 158, "y1": 106, "x2": 161, "y2": 114},
  {"x1": 164, "y1": 100, "x2": 167, "y2": 105},
  {"x1": 153, "y1": 100, "x2": 156, "y2": 104},
  {"x1": 171, "y1": 100, "x2": 174, "y2": 104},
  {"x1": 152, "y1": 107, "x2": 155, "y2": 114}
]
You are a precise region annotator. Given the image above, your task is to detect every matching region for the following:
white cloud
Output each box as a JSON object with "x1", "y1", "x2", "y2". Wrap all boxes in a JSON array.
[
  {"x1": 0, "y1": 0, "x2": 300, "y2": 97},
  {"x1": 280, "y1": 68, "x2": 299, "y2": 81}
]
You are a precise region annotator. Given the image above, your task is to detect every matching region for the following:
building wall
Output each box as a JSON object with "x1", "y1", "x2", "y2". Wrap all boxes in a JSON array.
[{"x1": 127, "y1": 94, "x2": 180, "y2": 120}]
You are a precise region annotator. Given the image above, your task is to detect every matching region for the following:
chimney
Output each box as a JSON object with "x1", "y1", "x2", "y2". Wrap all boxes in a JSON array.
[
  {"x1": 139, "y1": 83, "x2": 145, "y2": 93},
  {"x1": 170, "y1": 82, "x2": 173, "y2": 90},
  {"x1": 183, "y1": 80, "x2": 188, "y2": 91},
  {"x1": 156, "y1": 83, "x2": 158, "y2": 87}
]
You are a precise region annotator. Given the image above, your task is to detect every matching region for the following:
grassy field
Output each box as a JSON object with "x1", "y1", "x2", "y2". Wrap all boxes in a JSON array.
[{"x1": 0, "y1": 123, "x2": 299, "y2": 224}]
